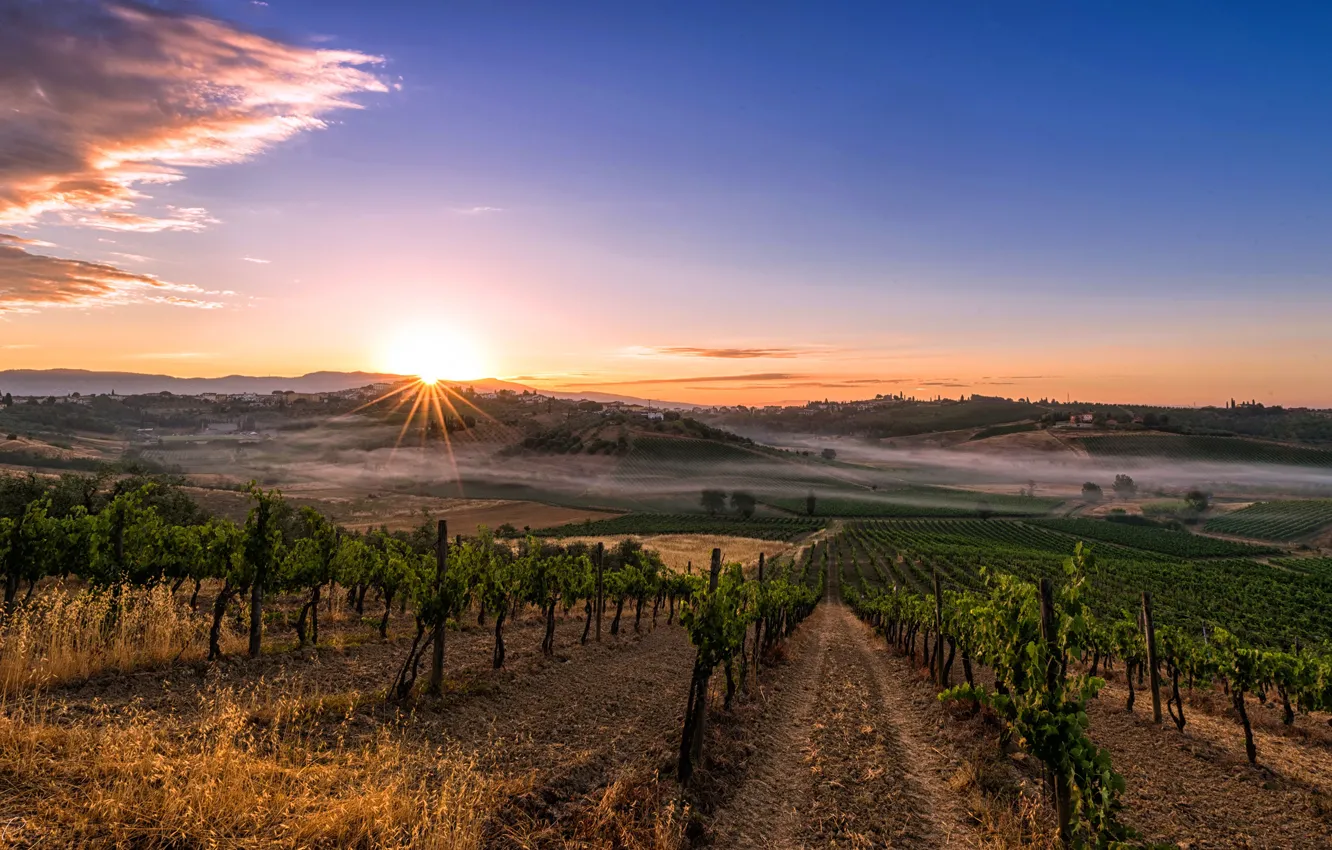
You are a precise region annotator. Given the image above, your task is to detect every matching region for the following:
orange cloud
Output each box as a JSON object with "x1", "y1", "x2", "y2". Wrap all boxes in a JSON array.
[
  {"x1": 0, "y1": 1, "x2": 384, "y2": 313},
  {"x1": 0, "y1": 234, "x2": 219, "y2": 313},
  {"x1": 650, "y1": 346, "x2": 805, "y2": 359},
  {"x1": 0, "y1": 1, "x2": 387, "y2": 228}
]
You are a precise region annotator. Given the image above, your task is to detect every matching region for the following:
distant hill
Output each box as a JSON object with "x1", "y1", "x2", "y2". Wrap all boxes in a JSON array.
[{"x1": 0, "y1": 369, "x2": 700, "y2": 407}]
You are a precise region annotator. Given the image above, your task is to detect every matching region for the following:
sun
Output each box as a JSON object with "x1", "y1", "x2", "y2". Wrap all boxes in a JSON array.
[{"x1": 383, "y1": 327, "x2": 489, "y2": 384}]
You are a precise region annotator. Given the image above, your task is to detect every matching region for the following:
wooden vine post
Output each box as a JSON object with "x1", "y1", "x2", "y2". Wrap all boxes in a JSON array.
[
  {"x1": 678, "y1": 548, "x2": 721, "y2": 784},
  {"x1": 752, "y1": 552, "x2": 765, "y2": 679},
  {"x1": 1142, "y1": 591, "x2": 1162, "y2": 724},
  {"x1": 595, "y1": 541, "x2": 605, "y2": 642},
  {"x1": 1039, "y1": 578, "x2": 1072, "y2": 844},
  {"x1": 427, "y1": 519, "x2": 448, "y2": 696},
  {"x1": 932, "y1": 568, "x2": 945, "y2": 686},
  {"x1": 691, "y1": 549, "x2": 722, "y2": 760}
]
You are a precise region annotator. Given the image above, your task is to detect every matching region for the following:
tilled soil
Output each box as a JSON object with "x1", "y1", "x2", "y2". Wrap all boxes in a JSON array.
[
  {"x1": 709, "y1": 566, "x2": 981, "y2": 849},
  {"x1": 32, "y1": 603, "x2": 699, "y2": 847},
  {"x1": 1089, "y1": 677, "x2": 1332, "y2": 849}
]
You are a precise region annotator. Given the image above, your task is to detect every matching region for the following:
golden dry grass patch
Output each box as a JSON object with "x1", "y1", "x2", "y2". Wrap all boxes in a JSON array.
[
  {"x1": 0, "y1": 688, "x2": 509, "y2": 849},
  {"x1": 0, "y1": 582, "x2": 245, "y2": 698},
  {"x1": 554, "y1": 534, "x2": 798, "y2": 575}
]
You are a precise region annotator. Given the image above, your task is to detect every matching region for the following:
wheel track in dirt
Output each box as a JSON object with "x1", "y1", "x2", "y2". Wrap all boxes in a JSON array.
[{"x1": 710, "y1": 556, "x2": 980, "y2": 848}]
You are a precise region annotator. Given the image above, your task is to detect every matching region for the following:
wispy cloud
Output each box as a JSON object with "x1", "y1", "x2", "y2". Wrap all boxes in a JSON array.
[
  {"x1": 649, "y1": 346, "x2": 805, "y2": 359},
  {"x1": 242, "y1": 257, "x2": 272, "y2": 264},
  {"x1": 560, "y1": 373, "x2": 801, "y2": 387},
  {"x1": 0, "y1": 234, "x2": 220, "y2": 313},
  {"x1": 127, "y1": 351, "x2": 214, "y2": 359},
  {"x1": 455, "y1": 206, "x2": 504, "y2": 215},
  {"x1": 63, "y1": 207, "x2": 218, "y2": 233}
]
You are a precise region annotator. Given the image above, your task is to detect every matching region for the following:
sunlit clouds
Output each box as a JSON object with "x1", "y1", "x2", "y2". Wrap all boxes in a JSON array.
[
  {"x1": 0, "y1": 0, "x2": 386, "y2": 311},
  {"x1": 0, "y1": 234, "x2": 221, "y2": 314}
]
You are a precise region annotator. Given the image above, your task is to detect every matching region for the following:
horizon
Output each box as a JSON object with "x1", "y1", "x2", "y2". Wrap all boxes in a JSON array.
[
  {"x1": 0, "y1": 365, "x2": 1321, "y2": 412},
  {"x1": 5, "y1": 2, "x2": 1332, "y2": 407}
]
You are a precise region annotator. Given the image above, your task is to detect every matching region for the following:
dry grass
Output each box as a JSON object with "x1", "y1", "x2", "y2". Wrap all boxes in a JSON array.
[
  {"x1": 946, "y1": 758, "x2": 1060, "y2": 850},
  {"x1": 0, "y1": 688, "x2": 504, "y2": 848},
  {"x1": 490, "y1": 767, "x2": 687, "y2": 850},
  {"x1": 0, "y1": 583, "x2": 244, "y2": 697},
  {"x1": 558, "y1": 534, "x2": 798, "y2": 574}
]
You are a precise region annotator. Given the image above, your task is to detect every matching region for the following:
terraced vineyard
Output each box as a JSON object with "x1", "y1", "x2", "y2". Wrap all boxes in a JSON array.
[
  {"x1": 1203, "y1": 499, "x2": 1332, "y2": 541},
  {"x1": 1076, "y1": 434, "x2": 1332, "y2": 467},
  {"x1": 532, "y1": 512, "x2": 824, "y2": 541},
  {"x1": 1031, "y1": 516, "x2": 1281, "y2": 557},
  {"x1": 828, "y1": 519, "x2": 1332, "y2": 647}
]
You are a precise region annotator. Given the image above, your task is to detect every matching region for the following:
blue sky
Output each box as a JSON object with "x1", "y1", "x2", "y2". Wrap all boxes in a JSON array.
[{"x1": 4, "y1": 1, "x2": 1331, "y2": 404}]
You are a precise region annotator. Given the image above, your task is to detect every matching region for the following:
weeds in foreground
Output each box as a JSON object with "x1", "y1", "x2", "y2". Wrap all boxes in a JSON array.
[
  {"x1": 0, "y1": 687, "x2": 502, "y2": 848},
  {"x1": 0, "y1": 583, "x2": 244, "y2": 697}
]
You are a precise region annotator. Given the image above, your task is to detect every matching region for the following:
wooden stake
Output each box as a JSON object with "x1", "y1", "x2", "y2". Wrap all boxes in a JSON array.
[
  {"x1": 595, "y1": 541, "x2": 604, "y2": 643},
  {"x1": 426, "y1": 520, "x2": 448, "y2": 695},
  {"x1": 689, "y1": 549, "x2": 722, "y2": 765},
  {"x1": 932, "y1": 569, "x2": 945, "y2": 686},
  {"x1": 1142, "y1": 591, "x2": 1162, "y2": 724}
]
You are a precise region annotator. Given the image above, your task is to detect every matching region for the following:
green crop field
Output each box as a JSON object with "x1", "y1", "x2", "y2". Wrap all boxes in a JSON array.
[
  {"x1": 1076, "y1": 434, "x2": 1332, "y2": 467},
  {"x1": 1203, "y1": 500, "x2": 1332, "y2": 541},
  {"x1": 762, "y1": 486, "x2": 1060, "y2": 519},
  {"x1": 1031, "y1": 517, "x2": 1281, "y2": 558},
  {"x1": 827, "y1": 519, "x2": 1332, "y2": 647},
  {"x1": 1271, "y1": 558, "x2": 1332, "y2": 579},
  {"x1": 967, "y1": 421, "x2": 1038, "y2": 441},
  {"x1": 531, "y1": 513, "x2": 824, "y2": 541}
]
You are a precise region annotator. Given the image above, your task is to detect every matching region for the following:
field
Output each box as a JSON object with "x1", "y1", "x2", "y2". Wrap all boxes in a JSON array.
[
  {"x1": 549, "y1": 533, "x2": 804, "y2": 575},
  {"x1": 1203, "y1": 499, "x2": 1332, "y2": 541},
  {"x1": 3, "y1": 467, "x2": 1332, "y2": 848},
  {"x1": 1030, "y1": 517, "x2": 1281, "y2": 558},
  {"x1": 531, "y1": 512, "x2": 823, "y2": 540},
  {"x1": 761, "y1": 485, "x2": 1062, "y2": 519},
  {"x1": 828, "y1": 518, "x2": 1332, "y2": 647},
  {"x1": 1075, "y1": 434, "x2": 1332, "y2": 467}
]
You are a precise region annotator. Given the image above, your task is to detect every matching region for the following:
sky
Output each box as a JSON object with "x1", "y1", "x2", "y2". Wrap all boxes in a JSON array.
[{"x1": 2, "y1": 0, "x2": 1331, "y2": 407}]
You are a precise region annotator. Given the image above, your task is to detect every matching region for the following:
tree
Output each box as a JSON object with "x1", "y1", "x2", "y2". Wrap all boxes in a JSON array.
[
  {"x1": 1184, "y1": 489, "x2": 1210, "y2": 513},
  {"x1": 805, "y1": 491, "x2": 817, "y2": 516},
  {"x1": 731, "y1": 490, "x2": 757, "y2": 519},
  {"x1": 1081, "y1": 482, "x2": 1103, "y2": 502},
  {"x1": 821, "y1": 448, "x2": 837, "y2": 460},
  {"x1": 1112, "y1": 474, "x2": 1137, "y2": 499},
  {"x1": 700, "y1": 489, "x2": 726, "y2": 516}
]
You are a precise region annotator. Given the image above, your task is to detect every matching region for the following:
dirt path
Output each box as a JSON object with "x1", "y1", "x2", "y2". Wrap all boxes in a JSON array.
[{"x1": 710, "y1": 565, "x2": 980, "y2": 848}]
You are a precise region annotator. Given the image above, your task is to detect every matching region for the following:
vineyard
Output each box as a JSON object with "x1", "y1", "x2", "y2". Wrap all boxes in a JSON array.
[
  {"x1": 823, "y1": 519, "x2": 1332, "y2": 646},
  {"x1": 1075, "y1": 434, "x2": 1332, "y2": 467},
  {"x1": 1030, "y1": 517, "x2": 1281, "y2": 558},
  {"x1": 761, "y1": 485, "x2": 1061, "y2": 519},
  {"x1": 530, "y1": 512, "x2": 824, "y2": 541},
  {"x1": 0, "y1": 470, "x2": 829, "y2": 846},
  {"x1": 846, "y1": 544, "x2": 1332, "y2": 845},
  {"x1": 1203, "y1": 499, "x2": 1332, "y2": 541},
  {"x1": 5, "y1": 468, "x2": 1331, "y2": 847}
]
